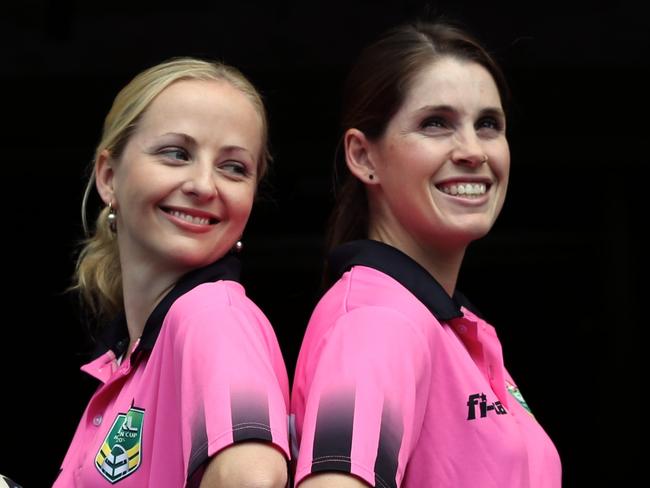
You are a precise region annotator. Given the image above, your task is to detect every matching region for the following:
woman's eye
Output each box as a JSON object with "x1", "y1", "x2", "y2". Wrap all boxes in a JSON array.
[
  {"x1": 160, "y1": 147, "x2": 189, "y2": 161},
  {"x1": 476, "y1": 117, "x2": 502, "y2": 131},
  {"x1": 221, "y1": 161, "x2": 247, "y2": 176},
  {"x1": 421, "y1": 116, "x2": 448, "y2": 129}
]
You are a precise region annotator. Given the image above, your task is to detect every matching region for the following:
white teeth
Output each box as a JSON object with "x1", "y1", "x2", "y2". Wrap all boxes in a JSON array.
[
  {"x1": 170, "y1": 210, "x2": 210, "y2": 225},
  {"x1": 439, "y1": 183, "x2": 487, "y2": 197}
]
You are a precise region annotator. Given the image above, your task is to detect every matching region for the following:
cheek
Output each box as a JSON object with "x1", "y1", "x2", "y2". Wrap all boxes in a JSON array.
[
  {"x1": 498, "y1": 158, "x2": 510, "y2": 182},
  {"x1": 496, "y1": 156, "x2": 510, "y2": 211},
  {"x1": 380, "y1": 143, "x2": 420, "y2": 178},
  {"x1": 118, "y1": 168, "x2": 167, "y2": 204},
  {"x1": 492, "y1": 144, "x2": 511, "y2": 181},
  {"x1": 386, "y1": 140, "x2": 418, "y2": 162},
  {"x1": 502, "y1": 142, "x2": 510, "y2": 173},
  {"x1": 229, "y1": 187, "x2": 256, "y2": 219}
]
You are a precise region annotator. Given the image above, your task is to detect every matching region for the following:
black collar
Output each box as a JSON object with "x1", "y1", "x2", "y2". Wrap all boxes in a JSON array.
[
  {"x1": 328, "y1": 239, "x2": 480, "y2": 321},
  {"x1": 92, "y1": 254, "x2": 241, "y2": 360}
]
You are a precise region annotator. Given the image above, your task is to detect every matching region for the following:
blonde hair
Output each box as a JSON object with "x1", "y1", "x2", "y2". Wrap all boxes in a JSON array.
[{"x1": 73, "y1": 57, "x2": 270, "y2": 322}]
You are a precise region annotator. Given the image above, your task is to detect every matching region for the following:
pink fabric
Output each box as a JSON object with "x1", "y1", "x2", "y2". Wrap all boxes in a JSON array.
[
  {"x1": 55, "y1": 280, "x2": 289, "y2": 487},
  {"x1": 292, "y1": 265, "x2": 561, "y2": 487}
]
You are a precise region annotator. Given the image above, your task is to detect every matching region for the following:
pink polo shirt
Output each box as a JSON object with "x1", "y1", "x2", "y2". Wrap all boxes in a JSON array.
[
  {"x1": 292, "y1": 240, "x2": 561, "y2": 487},
  {"x1": 55, "y1": 256, "x2": 289, "y2": 487}
]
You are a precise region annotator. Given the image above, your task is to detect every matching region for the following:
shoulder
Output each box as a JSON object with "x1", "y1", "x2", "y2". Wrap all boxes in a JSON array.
[
  {"x1": 164, "y1": 280, "x2": 275, "y2": 340},
  {"x1": 174, "y1": 279, "x2": 244, "y2": 309},
  {"x1": 316, "y1": 265, "x2": 434, "y2": 328},
  {"x1": 305, "y1": 267, "x2": 433, "y2": 352}
]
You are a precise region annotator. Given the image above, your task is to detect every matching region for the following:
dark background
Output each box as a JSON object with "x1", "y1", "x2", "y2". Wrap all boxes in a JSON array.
[{"x1": 1, "y1": 0, "x2": 644, "y2": 486}]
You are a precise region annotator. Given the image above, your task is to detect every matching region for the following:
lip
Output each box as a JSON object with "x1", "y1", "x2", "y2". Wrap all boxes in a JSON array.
[{"x1": 159, "y1": 206, "x2": 219, "y2": 233}]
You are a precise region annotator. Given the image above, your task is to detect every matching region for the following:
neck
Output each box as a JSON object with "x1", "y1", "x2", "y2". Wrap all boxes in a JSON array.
[
  {"x1": 369, "y1": 225, "x2": 466, "y2": 297},
  {"x1": 119, "y1": 257, "x2": 183, "y2": 348}
]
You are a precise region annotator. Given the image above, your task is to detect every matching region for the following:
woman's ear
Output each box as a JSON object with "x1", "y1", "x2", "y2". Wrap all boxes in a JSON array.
[
  {"x1": 344, "y1": 128, "x2": 380, "y2": 184},
  {"x1": 95, "y1": 149, "x2": 116, "y2": 206}
]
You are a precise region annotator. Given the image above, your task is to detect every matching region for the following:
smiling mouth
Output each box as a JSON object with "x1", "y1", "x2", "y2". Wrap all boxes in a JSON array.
[
  {"x1": 436, "y1": 182, "x2": 490, "y2": 198},
  {"x1": 160, "y1": 207, "x2": 219, "y2": 225}
]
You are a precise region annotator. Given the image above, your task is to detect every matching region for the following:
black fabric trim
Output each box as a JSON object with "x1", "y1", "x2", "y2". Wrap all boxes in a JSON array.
[
  {"x1": 231, "y1": 394, "x2": 273, "y2": 443},
  {"x1": 187, "y1": 403, "x2": 209, "y2": 482},
  {"x1": 311, "y1": 393, "x2": 355, "y2": 475},
  {"x1": 328, "y1": 239, "x2": 467, "y2": 321},
  {"x1": 92, "y1": 254, "x2": 241, "y2": 359},
  {"x1": 311, "y1": 457, "x2": 353, "y2": 476},
  {"x1": 453, "y1": 289, "x2": 485, "y2": 320},
  {"x1": 232, "y1": 425, "x2": 274, "y2": 443},
  {"x1": 92, "y1": 312, "x2": 129, "y2": 360},
  {"x1": 373, "y1": 403, "x2": 402, "y2": 488}
]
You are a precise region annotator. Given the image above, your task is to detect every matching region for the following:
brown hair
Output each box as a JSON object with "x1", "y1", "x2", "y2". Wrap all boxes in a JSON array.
[
  {"x1": 73, "y1": 57, "x2": 270, "y2": 323},
  {"x1": 327, "y1": 21, "x2": 510, "y2": 250}
]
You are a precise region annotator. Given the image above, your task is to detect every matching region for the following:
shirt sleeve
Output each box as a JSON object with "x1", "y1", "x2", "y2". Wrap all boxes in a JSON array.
[
  {"x1": 295, "y1": 306, "x2": 431, "y2": 488},
  {"x1": 169, "y1": 293, "x2": 290, "y2": 480}
]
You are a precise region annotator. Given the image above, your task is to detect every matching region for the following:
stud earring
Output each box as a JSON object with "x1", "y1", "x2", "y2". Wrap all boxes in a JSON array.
[
  {"x1": 107, "y1": 202, "x2": 117, "y2": 233},
  {"x1": 233, "y1": 240, "x2": 243, "y2": 253},
  {"x1": 368, "y1": 174, "x2": 374, "y2": 180}
]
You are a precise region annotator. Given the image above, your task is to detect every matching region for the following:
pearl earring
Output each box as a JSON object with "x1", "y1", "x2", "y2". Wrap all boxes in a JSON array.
[{"x1": 107, "y1": 202, "x2": 117, "y2": 233}]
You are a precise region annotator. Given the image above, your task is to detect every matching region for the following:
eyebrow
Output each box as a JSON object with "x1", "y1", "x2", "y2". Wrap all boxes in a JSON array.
[
  {"x1": 158, "y1": 132, "x2": 197, "y2": 146},
  {"x1": 415, "y1": 104, "x2": 456, "y2": 114},
  {"x1": 478, "y1": 107, "x2": 506, "y2": 119},
  {"x1": 221, "y1": 145, "x2": 255, "y2": 160},
  {"x1": 415, "y1": 104, "x2": 506, "y2": 119}
]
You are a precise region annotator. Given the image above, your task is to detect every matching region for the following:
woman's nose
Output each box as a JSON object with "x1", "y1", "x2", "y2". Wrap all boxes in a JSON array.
[
  {"x1": 181, "y1": 163, "x2": 217, "y2": 200},
  {"x1": 450, "y1": 131, "x2": 487, "y2": 168}
]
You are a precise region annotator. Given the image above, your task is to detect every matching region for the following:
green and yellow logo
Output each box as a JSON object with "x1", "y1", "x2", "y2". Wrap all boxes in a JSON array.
[
  {"x1": 95, "y1": 406, "x2": 145, "y2": 483},
  {"x1": 506, "y1": 380, "x2": 534, "y2": 417}
]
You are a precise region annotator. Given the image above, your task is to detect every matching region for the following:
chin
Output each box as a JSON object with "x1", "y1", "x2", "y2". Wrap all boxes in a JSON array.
[
  {"x1": 467, "y1": 223, "x2": 495, "y2": 241},
  {"x1": 441, "y1": 222, "x2": 494, "y2": 249},
  {"x1": 460, "y1": 213, "x2": 498, "y2": 236},
  {"x1": 168, "y1": 248, "x2": 226, "y2": 271}
]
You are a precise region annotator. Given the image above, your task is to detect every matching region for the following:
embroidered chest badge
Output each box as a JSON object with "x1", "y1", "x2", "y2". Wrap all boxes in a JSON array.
[
  {"x1": 506, "y1": 380, "x2": 534, "y2": 416},
  {"x1": 95, "y1": 405, "x2": 145, "y2": 483}
]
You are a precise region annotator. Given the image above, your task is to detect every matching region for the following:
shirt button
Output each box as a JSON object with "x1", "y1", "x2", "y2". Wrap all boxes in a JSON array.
[
  {"x1": 93, "y1": 414, "x2": 103, "y2": 426},
  {"x1": 458, "y1": 324, "x2": 467, "y2": 333}
]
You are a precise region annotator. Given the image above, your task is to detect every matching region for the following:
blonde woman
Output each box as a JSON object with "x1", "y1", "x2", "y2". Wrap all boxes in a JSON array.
[{"x1": 55, "y1": 58, "x2": 289, "y2": 487}]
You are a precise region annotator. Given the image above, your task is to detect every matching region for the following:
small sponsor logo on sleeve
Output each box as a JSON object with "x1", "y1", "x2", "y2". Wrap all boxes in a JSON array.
[{"x1": 505, "y1": 380, "x2": 534, "y2": 416}]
